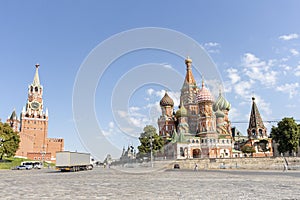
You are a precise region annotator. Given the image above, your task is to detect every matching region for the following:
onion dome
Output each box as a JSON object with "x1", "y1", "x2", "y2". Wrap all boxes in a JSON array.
[
  {"x1": 176, "y1": 102, "x2": 188, "y2": 118},
  {"x1": 160, "y1": 91, "x2": 174, "y2": 107},
  {"x1": 213, "y1": 90, "x2": 231, "y2": 112},
  {"x1": 196, "y1": 79, "x2": 214, "y2": 103}
]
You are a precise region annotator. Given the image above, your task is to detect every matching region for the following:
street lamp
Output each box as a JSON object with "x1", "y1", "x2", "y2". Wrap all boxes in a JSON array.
[
  {"x1": 150, "y1": 135, "x2": 153, "y2": 168},
  {"x1": 41, "y1": 145, "x2": 46, "y2": 168}
]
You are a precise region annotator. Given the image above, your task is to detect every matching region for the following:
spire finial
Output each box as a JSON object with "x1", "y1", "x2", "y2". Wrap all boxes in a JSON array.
[
  {"x1": 33, "y1": 63, "x2": 40, "y2": 86},
  {"x1": 219, "y1": 88, "x2": 222, "y2": 96},
  {"x1": 252, "y1": 96, "x2": 255, "y2": 101},
  {"x1": 201, "y1": 75, "x2": 205, "y2": 88},
  {"x1": 185, "y1": 56, "x2": 192, "y2": 69},
  {"x1": 185, "y1": 56, "x2": 192, "y2": 64}
]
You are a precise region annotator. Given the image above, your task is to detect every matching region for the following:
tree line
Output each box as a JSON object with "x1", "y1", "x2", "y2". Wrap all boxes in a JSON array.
[
  {"x1": 0, "y1": 122, "x2": 20, "y2": 160},
  {"x1": 271, "y1": 117, "x2": 300, "y2": 156}
]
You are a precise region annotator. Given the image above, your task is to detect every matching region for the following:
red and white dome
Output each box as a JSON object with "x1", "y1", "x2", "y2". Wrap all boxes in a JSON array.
[{"x1": 196, "y1": 81, "x2": 214, "y2": 103}]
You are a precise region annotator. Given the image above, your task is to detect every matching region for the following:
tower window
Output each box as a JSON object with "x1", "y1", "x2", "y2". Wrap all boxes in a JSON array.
[{"x1": 35, "y1": 87, "x2": 38, "y2": 92}]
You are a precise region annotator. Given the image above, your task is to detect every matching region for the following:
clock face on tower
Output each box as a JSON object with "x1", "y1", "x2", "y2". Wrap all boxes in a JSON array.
[{"x1": 31, "y1": 101, "x2": 40, "y2": 110}]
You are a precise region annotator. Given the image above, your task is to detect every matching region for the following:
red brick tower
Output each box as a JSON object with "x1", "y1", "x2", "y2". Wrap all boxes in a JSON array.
[{"x1": 16, "y1": 64, "x2": 49, "y2": 157}]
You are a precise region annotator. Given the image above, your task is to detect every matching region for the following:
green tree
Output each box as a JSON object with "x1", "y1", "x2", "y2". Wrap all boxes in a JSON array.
[
  {"x1": 241, "y1": 145, "x2": 256, "y2": 154},
  {"x1": 137, "y1": 125, "x2": 164, "y2": 158},
  {"x1": 271, "y1": 117, "x2": 300, "y2": 155},
  {"x1": 0, "y1": 122, "x2": 20, "y2": 160}
]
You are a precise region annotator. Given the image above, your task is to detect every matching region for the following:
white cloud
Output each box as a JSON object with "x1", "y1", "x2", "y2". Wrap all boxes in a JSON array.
[
  {"x1": 276, "y1": 83, "x2": 299, "y2": 98},
  {"x1": 117, "y1": 110, "x2": 127, "y2": 118},
  {"x1": 223, "y1": 81, "x2": 232, "y2": 93},
  {"x1": 290, "y1": 49, "x2": 299, "y2": 56},
  {"x1": 226, "y1": 68, "x2": 241, "y2": 84},
  {"x1": 103, "y1": 121, "x2": 118, "y2": 136},
  {"x1": 203, "y1": 42, "x2": 221, "y2": 53},
  {"x1": 205, "y1": 79, "x2": 224, "y2": 98},
  {"x1": 147, "y1": 88, "x2": 154, "y2": 96},
  {"x1": 108, "y1": 121, "x2": 114, "y2": 128},
  {"x1": 233, "y1": 80, "x2": 253, "y2": 98},
  {"x1": 279, "y1": 33, "x2": 299, "y2": 41},
  {"x1": 279, "y1": 64, "x2": 292, "y2": 71},
  {"x1": 162, "y1": 64, "x2": 173, "y2": 69},
  {"x1": 204, "y1": 42, "x2": 220, "y2": 47},
  {"x1": 242, "y1": 53, "x2": 277, "y2": 86},
  {"x1": 242, "y1": 53, "x2": 266, "y2": 68},
  {"x1": 129, "y1": 106, "x2": 140, "y2": 112},
  {"x1": 295, "y1": 65, "x2": 300, "y2": 76},
  {"x1": 253, "y1": 95, "x2": 272, "y2": 116}
]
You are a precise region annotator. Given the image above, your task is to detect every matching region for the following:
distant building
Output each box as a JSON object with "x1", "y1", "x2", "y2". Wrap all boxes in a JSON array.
[
  {"x1": 10, "y1": 64, "x2": 64, "y2": 162},
  {"x1": 158, "y1": 57, "x2": 233, "y2": 159},
  {"x1": 120, "y1": 145, "x2": 136, "y2": 162},
  {"x1": 240, "y1": 97, "x2": 273, "y2": 157},
  {"x1": 6, "y1": 109, "x2": 20, "y2": 133}
]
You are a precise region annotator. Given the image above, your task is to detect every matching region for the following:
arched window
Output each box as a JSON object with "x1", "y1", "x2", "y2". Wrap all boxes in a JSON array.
[
  {"x1": 259, "y1": 129, "x2": 263, "y2": 136},
  {"x1": 180, "y1": 147, "x2": 184, "y2": 156},
  {"x1": 252, "y1": 129, "x2": 256, "y2": 136}
]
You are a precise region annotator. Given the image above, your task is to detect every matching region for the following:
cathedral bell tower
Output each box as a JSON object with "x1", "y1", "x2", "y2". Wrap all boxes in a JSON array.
[
  {"x1": 158, "y1": 91, "x2": 176, "y2": 139},
  {"x1": 197, "y1": 79, "x2": 216, "y2": 134},
  {"x1": 180, "y1": 57, "x2": 199, "y2": 133},
  {"x1": 247, "y1": 97, "x2": 267, "y2": 139}
]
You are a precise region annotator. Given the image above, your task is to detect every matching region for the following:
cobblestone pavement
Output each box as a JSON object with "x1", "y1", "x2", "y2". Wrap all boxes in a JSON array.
[{"x1": 1, "y1": 167, "x2": 300, "y2": 200}]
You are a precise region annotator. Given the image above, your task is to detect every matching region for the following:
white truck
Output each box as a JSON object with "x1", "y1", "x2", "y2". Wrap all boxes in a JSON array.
[{"x1": 56, "y1": 151, "x2": 93, "y2": 172}]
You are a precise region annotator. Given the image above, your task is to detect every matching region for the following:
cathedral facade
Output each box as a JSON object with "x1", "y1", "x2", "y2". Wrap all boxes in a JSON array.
[
  {"x1": 7, "y1": 64, "x2": 64, "y2": 162},
  {"x1": 158, "y1": 57, "x2": 233, "y2": 159}
]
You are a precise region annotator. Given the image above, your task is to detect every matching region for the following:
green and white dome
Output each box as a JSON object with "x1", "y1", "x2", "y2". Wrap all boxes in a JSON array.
[
  {"x1": 213, "y1": 91, "x2": 231, "y2": 112},
  {"x1": 176, "y1": 102, "x2": 188, "y2": 118}
]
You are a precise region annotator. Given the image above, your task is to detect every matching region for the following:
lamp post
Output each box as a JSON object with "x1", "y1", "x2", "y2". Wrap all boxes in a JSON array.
[
  {"x1": 41, "y1": 145, "x2": 46, "y2": 168},
  {"x1": 150, "y1": 135, "x2": 153, "y2": 168}
]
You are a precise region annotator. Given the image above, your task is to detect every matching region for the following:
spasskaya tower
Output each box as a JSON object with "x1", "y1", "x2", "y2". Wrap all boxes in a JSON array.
[{"x1": 16, "y1": 64, "x2": 63, "y2": 162}]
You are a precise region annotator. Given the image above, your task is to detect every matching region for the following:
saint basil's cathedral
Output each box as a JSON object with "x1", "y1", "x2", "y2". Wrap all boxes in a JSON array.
[{"x1": 157, "y1": 57, "x2": 273, "y2": 159}]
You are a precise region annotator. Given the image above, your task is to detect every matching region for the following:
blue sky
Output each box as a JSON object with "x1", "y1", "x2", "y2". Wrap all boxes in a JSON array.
[{"x1": 1, "y1": 1, "x2": 300, "y2": 160}]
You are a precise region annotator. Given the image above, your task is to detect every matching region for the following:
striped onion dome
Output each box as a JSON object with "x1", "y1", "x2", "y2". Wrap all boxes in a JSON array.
[
  {"x1": 213, "y1": 91, "x2": 231, "y2": 111},
  {"x1": 196, "y1": 80, "x2": 214, "y2": 103},
  {"x1": 160, "y1": 91, "x2": 174, "y2": 107}
]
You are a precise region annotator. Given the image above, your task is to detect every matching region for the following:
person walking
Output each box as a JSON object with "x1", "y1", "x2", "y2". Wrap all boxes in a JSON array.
[{"x1": 194, "y1": 163, "x2": 198, "y2": 171}]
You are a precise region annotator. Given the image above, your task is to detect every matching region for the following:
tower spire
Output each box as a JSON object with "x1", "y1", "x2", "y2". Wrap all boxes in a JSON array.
[
  {"x1": 184, "y1": 56, "x2": 196, "y2": 84},
  {"x1": 33, "y1": 63, "x2": 40, "y2": 86},
  {"x1": 247, "y1": 96, "x2": 266, "y2": 137}
]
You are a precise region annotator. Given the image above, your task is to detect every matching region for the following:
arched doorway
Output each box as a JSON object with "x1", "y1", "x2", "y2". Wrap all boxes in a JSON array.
[{"x1": 193, "y1": 149, "x2": 201, "y2": 158}]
